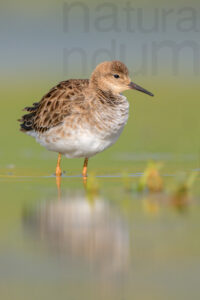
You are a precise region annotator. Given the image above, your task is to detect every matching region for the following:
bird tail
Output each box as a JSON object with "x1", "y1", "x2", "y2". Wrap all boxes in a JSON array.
[{"x1": 18, "y1": 102, "x2": 39, "y2": 132}]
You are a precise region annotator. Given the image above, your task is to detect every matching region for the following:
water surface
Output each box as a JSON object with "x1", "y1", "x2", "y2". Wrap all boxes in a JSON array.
[{"x1": 0, "y1": 169, "x2": 199, "y2": 300}]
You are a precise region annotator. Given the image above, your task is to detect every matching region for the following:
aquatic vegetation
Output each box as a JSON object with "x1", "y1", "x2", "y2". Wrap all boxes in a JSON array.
[
  {"x1": 170, "y1": 172, "x2": 198, "y2": 211},
  {"x1": 132, "y1": 163, "x2": 199, "y2": 214},
  {"x1": 85, "y1": 172, "x2": 100, "y2": 204},
  {"x1": 138, "y1": 161, "x2": 163, "y2": 193}
]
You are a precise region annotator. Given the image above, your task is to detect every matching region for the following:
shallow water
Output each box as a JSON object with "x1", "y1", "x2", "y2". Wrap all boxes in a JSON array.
[
  {"x1": 1, "y1": 77, "x2": 200, "y2": 299},
  {"x1": 0, "y1": 168, "x2": 200, "y2": 300}
]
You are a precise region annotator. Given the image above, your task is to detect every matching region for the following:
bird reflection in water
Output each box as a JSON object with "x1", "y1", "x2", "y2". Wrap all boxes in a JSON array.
[{"x1": 23, "y1": 178, "x2": 130, "y2": 275}]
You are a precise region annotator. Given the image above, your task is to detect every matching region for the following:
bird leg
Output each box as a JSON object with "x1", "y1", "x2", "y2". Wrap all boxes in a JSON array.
[
  {"x1": 56, "y1": 176, "x2": 61, "y2": 200},
  {"x1": 56, "y1": 153, "x2": 62, "y2": 177},
  {"x1": 82, "y1": 158, "x2": 88, "y2": 177}
]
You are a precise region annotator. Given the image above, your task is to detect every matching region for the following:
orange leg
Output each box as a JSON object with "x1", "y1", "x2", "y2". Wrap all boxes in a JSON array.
[
  {"x1": 82, "y1": 158, "x2": 88, "y2": 177},
  {"x1": 56, "y1": 176, "x2": 61, "y2": 200},
  {"x1": 56, "y1": 153, "x2": 62, "y2": 177}
]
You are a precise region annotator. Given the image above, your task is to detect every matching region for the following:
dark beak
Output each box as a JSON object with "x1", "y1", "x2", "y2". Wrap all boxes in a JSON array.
[{"x1": 128, "y1": 82, "x2": 154, "y2": 97}]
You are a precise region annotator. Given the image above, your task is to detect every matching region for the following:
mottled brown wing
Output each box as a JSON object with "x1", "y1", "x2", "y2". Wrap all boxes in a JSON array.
[{"x1": 19, "y1": 79, "x2": 89, "y2": 133}]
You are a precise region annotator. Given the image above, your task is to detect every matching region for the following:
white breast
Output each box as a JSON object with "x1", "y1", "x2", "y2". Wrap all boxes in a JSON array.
[{"x1": 28, "y1": 95, "x2": 130, "y2": 159}]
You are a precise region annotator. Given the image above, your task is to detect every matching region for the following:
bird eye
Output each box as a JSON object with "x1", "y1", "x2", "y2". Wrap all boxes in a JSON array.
[{"x1": 113, "y1": 74, "x2": 120, "y2": 79}]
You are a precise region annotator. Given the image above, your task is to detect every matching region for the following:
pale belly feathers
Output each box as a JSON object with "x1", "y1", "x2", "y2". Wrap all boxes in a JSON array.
[{"x1": 28, "y1": 95, "x2": 130, "y2": 158}]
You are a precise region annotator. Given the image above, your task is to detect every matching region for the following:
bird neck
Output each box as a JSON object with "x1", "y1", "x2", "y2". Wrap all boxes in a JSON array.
[
  {"x1": 89, "y1": 78, "x2": 121, "y2": 106},
  {"x1": 95, "y1": 88, "x2": 121, "y2": 106}
]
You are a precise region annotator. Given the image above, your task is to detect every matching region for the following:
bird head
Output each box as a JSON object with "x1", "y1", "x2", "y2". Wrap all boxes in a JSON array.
[{"x1": 90, "y1": 60, "x2": 154, "y2": 97}]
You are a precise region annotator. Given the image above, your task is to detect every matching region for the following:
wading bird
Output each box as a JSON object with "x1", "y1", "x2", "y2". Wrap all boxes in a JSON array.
[{"x1": 19, "y1": 61, "x2": 153, "y2": 177}]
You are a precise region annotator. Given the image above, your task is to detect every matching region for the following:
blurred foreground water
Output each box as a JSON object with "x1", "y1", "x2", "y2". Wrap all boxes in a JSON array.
[{"x1": 0, "y1": 171, "x2": 200, "y2": 300}]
